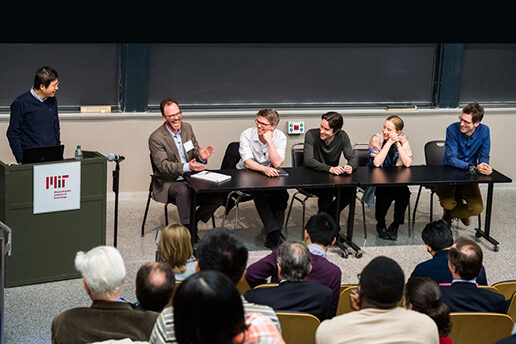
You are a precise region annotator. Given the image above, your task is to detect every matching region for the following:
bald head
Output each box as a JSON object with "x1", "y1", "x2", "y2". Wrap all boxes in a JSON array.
[
  {"x1": 136, "y1": 261, "x2": 175, "y2": 312},
  {"x1": 447, "y1": 237, "x2": 483, "y2": 280}
]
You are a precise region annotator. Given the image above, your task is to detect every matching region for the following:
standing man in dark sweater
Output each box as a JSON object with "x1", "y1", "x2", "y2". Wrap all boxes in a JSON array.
[
  {"x1": 7, "y1": 66, "x2": 61, "y2": 163},
  {"x1": 303, "y1": 111, "x2": 358, "y2": 223}
]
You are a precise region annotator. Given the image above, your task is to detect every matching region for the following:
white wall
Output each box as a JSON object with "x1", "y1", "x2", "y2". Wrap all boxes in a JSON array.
[{"x1": 1, "y1": 107, "x2": 514, "y2": 192}]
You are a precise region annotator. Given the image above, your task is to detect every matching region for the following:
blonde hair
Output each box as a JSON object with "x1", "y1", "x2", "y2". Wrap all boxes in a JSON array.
[
  {"x1": 386, "y1": 115, "x2": 404, "y2": 131},
  {"x1": 256, "y1": 108, "x2": 280, "y2": 126},
  {"x1": 158, "y1": 224, "x2": 194, "y2": 274}
]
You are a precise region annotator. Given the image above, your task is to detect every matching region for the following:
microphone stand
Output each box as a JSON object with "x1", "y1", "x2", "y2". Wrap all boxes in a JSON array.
[{"x1": 112, "y1": 159, "x2": 121, "y2": 247}]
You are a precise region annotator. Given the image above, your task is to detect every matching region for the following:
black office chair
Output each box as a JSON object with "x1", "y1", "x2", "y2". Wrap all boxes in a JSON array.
[
  {"x1": 411, "y1": 140, "x2": 481, "y2": 229},
  {"x1": 284, "y1": 142, "x2": 317, "y2": 240},
  {"x1": 220, "y1": 142, "x2": 253, "y2": 230},
  {"x1": 141, "y1": 153, "x2": 215, "y2": 237},
  {"x1": 354, "y1": 143, "x2": 412, "y2": 243}
]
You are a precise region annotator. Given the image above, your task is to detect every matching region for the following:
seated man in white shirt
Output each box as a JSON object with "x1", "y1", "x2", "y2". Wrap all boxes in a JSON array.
[{"x1": 236, "y1": 109, "x2": 289, "y2": 249}]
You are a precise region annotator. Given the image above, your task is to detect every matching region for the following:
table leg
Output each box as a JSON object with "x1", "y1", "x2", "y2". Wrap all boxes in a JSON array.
[
  {"x1": 474, "y1": 183, "x2": 499, "y2": 251},
  {"x1": 335, "y1": 186, "x2": 363, "y2": 258}
]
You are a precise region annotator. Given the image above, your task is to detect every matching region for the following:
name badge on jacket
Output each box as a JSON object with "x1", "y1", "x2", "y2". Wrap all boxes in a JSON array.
[{"x1": 183, "y1": 140, "x2": 194, "y2": 152}]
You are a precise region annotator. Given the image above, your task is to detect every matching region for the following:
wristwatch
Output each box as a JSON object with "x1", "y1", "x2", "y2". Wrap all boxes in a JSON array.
[{"x1": 467, "y1": 164, "x2": 477, "y2": 175}]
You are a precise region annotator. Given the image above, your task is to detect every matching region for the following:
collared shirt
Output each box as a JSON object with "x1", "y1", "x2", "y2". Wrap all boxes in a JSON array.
[
  {"x1": 451, "y1": 279, "x2": 477, "y2": 284},
  {"x1": 236, "y1": 127, "x2": 286, "y2": 170},
  {"x1": 308, "y1": 243, "x2": 327, "y2": 258},
  {"x1": 30, "y1": 87, "x2": 46, "y2": 102},
  {"x1": 441, "y1": 122, "x2": 490, "y2": 169},
  {"x1": 165, "y1": 126, "x2": 190, "y2": 179}
]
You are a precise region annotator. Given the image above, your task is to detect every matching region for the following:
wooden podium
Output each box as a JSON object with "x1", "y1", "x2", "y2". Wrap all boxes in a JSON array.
[{"x1": 0, "y1": 151, "x2": 107, "y2": 287}]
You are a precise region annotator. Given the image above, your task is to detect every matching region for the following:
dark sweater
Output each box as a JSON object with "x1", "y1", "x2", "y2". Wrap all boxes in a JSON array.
[
  {"x1": 6, "y1": 91, "x2": 60, "y2": 163},
  {"x1": 303, "y1": 128, "x2": 357, "y2": 172}
]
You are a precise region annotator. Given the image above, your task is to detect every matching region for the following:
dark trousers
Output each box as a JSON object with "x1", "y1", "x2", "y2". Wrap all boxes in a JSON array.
[
  {"x1": 374, "y1": 185, "x2": 410, "y2": 227},
  {"x1": 249, "y1": 189, "x2": 289, "y2": 234},
  {"x1": 304, "y1": 186, "x2": 354, "y2": 222},
  {"x1": 167, "y1": 181, "x2": 224, "y2": 227}
]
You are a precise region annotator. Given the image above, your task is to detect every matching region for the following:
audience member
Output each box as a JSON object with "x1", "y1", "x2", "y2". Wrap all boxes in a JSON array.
[
  {"x1": 440, "y1": 237, "x2": 507, "y2": 313},
  {"x1": 7, "y1": 66, "x2": 61, "y2": 163},
  {"x1": 148, "y1": 97, "x2": 225, "y2": 243},
  {"x1": 435, "y1": 102, "x2": 492, "y2": 227},
  {"x1": 404, "y1": 277, "x2": 452, "y2": 344},
  {"x1": 150, "y1": 228, "x2": 281, "y2": 344},
  {"x1": 236, "y1": 108, "x2": 289, "y2": 249},
  {"x1": 244, "y1": 241, "x2": 333, "y2": 321},
  {"x1": 302, "y1": 111, "x2": 358, "y2": 224},
  {"x1": 157, "y1": 223, "x2": 196, "y2": 281},
  {"x1": 51, "y1": 246, "x2": 158, "y2": 344},
  {"x1": 245, "y1": 212, "x2": 342, "y2": 316},
  {"x1": 174, "y1": 270, "x2": 284, "y2": 344},
  {"x1": 368, "y1": 115, "x2": 413, "y2": 241},
  {"x1": 316, "y1": 256, "x2": 439, "y2": 344},
  {"x1": 133, "y1": 262, "x2": 175, "y2": 313},
  {"x1": 410, "y1": 219, "x2": 488, "y2": 285},
  {"x1": 497, "y1": 333, "x2": 516, "y2": 344}
]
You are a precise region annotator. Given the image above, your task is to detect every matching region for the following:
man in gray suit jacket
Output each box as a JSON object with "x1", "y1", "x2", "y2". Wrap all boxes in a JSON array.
[{"x1": 148, "y1": 97, "x2": 224, "y2": 242}]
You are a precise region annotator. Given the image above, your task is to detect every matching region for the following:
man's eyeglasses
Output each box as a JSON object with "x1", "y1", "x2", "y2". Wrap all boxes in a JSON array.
[
  {"x1": 255, "y1": 119, "x2": 272, "y2": 127},
  {"x1": 458, "y1": 116, "x2": 473, "y2": 125},
  {"x1": 164, "y1": 111, "x2": 182, "y2": 119}
]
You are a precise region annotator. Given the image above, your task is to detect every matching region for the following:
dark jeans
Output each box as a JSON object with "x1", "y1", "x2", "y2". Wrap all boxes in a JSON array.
[
  {"x1": 374, "y1": 185, "x2": 410, "y2": 227},
  {"x1": 303, "y1": 186, "x2": 354, "y2": 222},
  {"x1": 249, "y1": 189, "x2": 289, "y2": 234}
]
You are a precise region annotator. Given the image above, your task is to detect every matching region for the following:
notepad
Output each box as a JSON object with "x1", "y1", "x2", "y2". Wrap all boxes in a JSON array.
[{"x1": 191, "y1": 171, "x2": 232, "y2": 184}]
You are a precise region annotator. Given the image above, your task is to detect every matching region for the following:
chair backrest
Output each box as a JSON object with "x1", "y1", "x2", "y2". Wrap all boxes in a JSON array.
[
  {"x1": 424, "y1": 140, "x2": 445, "y2": 166},
  {"x1": 253, "y1": 283, "x2": 279, "y2": 289},
  {"x1": 336, "y1": 286, "x2": 357, "y2": 315},
  {"x1": 236, "y1": 278, "x2": 251, "y2": 295},
  {"x1": 353, "y1": 143, "x2": 370, "y2": 167},
  {"x1": 220, "y1": 141, "x2": 241, "y2": 169},
  {"x1": 149, "y1": 153, "x2": 159, "y2": 175},
  {"x1": 291, "y1": 142, "x2": 305, "y2": 167},
  {"x1": 507, "y1": 292, "x2": 516, "y2": 324},
  {"x1": 276, "y1": 311, "x2": 320, "y2": 344},
  {"x1": 448, "y1": 312, "x2": 513, "y2": 344},
  {"x1": 478, "y1": 285, "x2": 503, "y2": 294},
  {"x1": 492, "y1": 280, "x2": 516, "y2": 300}
]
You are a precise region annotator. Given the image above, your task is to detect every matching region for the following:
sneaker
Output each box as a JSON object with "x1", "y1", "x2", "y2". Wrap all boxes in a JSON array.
[
  {"x1": 460, "y1": 217, "x2": 471, "y2": 226},
  {"x1": 264, "y1": 230, "x2": 284, "y2": 250}
]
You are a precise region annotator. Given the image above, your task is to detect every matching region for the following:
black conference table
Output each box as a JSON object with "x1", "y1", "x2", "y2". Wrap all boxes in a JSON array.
[
  {"x1": 184, "y1": 166, "x2": 361, "y2": 258},
  {"x1": 352, "y1": 165, "x2": 512, "y2": 252}
]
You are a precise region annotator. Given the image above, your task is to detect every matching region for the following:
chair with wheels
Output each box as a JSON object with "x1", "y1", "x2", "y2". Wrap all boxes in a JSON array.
[
  {"x1": 284, "y1": 142, "x2": 317, "y2": 240},
  {"x1": 275, "y1": 311, "x2": 320, "y2": 344},
  {"x1": 219, "y1": 142, "x2": 253, "y2": 230},
  {"x1": 412, "y1": 140, "x2": 481, "y2": 229},
  {"x1": 448, "y1": 312, "x2": 513, "y2": 344},
  {"x1": 141, "y1": 153, "x2": 215, "y2": 237}
]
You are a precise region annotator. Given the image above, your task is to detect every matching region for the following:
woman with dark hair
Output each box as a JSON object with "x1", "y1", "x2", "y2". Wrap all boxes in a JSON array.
[
  {"x1": 404, "y1": 277, "x2": 452, "y2": 344},
  {"x1": 173, "y1": 270, "x2": 284, "y2": 344}
]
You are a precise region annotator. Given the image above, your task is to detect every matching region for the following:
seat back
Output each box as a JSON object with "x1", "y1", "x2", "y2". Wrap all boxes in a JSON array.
[
  {"x1": 449, "y1": 312, "x2": 513, "y2": 344},
  {"x1": 336, "y1": 286, "x2": 358, "y2": 315},
  {"x1": 507, "y1": 292, "x2": 516, "y2": 324},
  {"x1": 221, "y1": 141, "x2": 241, "y2": 169},
  {"x1": 291, "y1": 142, "x2": 305, "y2": 167},
  {"x1": 253, "y1": 283, "x2": 279, "y2": 289},
  {"x1": 478, "y1": 285, "x2": 503, "y2": 294},
  {"x1": 492, "y1": 280, "x2": 516, "y2": 300},
  {"x1": 424, "y1": 140, "x2": 445, "y2": 166},
  {"x1": 236, "y1": 278, "x2": 251, "y2": 295},
  {"x1": 353, "y1": 143, "x2": 370, "y2": 167},
  {"x1": 276, "y1": 311, "x2": 320, "y2": 344}
]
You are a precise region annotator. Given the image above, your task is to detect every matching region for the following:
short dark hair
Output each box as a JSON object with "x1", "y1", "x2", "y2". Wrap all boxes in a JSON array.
[
  {"x1": 135, "y1": 262, "x2": 175, "y2": 312},
  {"x1": 174, "y1": 270, "x2": 247, "y2": 344},
  {"x1": 462, "y1": 102, "x2": 484, "y2": 123},
  {"x1": 359, "y1": 256, "x2": 405, "y2": 309},
  {"x1": 404, "y1": 277, "x2": 451, "y2": 337},
  {"x1": 421, "y1": 220, "x2": 454, "y2": 252},
  {"x1": 305, "y1": 212, "x2": 338, "y2": 247},
  {"x1": 321, "y1": 111, "x2": 343, "y2": 132},
  {"x1": 196, "y1": 228, "x2": 249, "y2": 285},
  {"x1": 33, "y1": 66, "x2": 58, "y2": 90},
  {"x1": 277, "y1": 241, "x2": 311, "y2": 282},
  {"x1": 159, "y1": 97, "x2": 179, "y2": 116},
  {"x1": 447, "y1": 237, "x2": 483, "y2": 280}
]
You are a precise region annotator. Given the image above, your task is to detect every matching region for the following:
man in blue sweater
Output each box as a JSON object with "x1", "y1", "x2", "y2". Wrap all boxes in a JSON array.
[
  {"x1": 7, "y1": 66, "x2": 61, "y2": 163},
  {"x1": 435, "y1": 102, "x2": 491, "y2": 227}
]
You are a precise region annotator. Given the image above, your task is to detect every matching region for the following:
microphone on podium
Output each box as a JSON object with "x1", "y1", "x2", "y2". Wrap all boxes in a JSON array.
[{"x1": 107, "y1": 153, "x2": 125, "y2": 162}]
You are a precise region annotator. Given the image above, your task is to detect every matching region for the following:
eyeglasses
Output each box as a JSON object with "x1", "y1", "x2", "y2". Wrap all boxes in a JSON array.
[
  {"x1": 164, "y1": 111, "x2": 182, "y2": 119},
  {"x1": 255, "y1": 119, "x2": 272, "y2": 127},
  {"x1": 458, "y1": 116, "x2": 473, "y2": 125}
]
